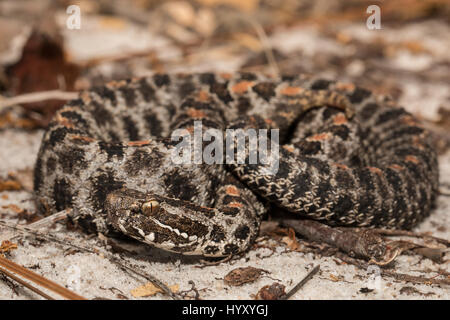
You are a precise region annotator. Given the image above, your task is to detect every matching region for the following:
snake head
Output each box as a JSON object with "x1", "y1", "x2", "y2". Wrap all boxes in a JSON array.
[{"x1": 105, "y1": 188, "x2": 219, "y2": 256}]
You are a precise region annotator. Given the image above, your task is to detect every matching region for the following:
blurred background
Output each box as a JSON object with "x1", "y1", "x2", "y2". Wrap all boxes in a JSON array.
[{"x1": 0, "y1": 0, "x2": 449, "y2": 300}]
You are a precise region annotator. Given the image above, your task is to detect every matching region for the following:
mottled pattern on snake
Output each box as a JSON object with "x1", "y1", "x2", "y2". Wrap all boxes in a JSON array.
[{"x1": 33, "y1": 73, "x2": 439, "y2": 256}]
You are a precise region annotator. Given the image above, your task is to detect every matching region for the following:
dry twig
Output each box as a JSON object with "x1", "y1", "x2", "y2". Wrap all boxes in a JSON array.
[
  {"x1": 0, "y1": 91, "x2": 78, "y2": 109},
  {"x1": 280, "y1": 265, "x2": 320, "y2": 300},
  {"x1": 0, "y1": 220, "x2": 180, "y2": 300}
]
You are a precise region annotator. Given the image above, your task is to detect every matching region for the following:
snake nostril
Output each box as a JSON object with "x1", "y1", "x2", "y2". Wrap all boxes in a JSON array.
[
  {"x1": 130, "y1": 203, "x2": 140, "y2": 213},
  {"x1": 142, "y1": 200, "x2": 160, "y2": 216}
]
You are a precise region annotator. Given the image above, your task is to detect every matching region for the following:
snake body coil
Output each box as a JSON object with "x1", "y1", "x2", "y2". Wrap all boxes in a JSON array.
[{"x1": 34, "y1": 73, "x2": 439, "y2": 256}]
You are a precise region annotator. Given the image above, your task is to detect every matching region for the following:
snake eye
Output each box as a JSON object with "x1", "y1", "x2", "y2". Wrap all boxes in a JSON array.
[{"x1": 142, "y1": 200, "x2": 160, "y2": 216}]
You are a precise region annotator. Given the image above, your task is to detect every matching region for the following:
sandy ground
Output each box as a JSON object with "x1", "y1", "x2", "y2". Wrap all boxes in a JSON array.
[{"x1": 0, "y1": 14, "x2": 449, "y2": 300}]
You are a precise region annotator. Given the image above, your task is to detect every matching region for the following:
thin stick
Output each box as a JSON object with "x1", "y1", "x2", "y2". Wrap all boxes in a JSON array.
[
  {"x1": 0, "y1": 266, "x2": 55, "y2": 300},
  {"x1": 281, "y1": 265, "x2": 320, "y2": 300},
  {"x1": 0, "y1": 220, "x2": 180, "y2": 300},
  {"x1": 0, "y1": 256, "x2": 86, "y2": 300},
  {"x1": 3, "y1": 209, "x2": 71, "y2": 242},
  {"x1": 221, "y1": 11, "x2": 279, "y2": 77},
  {"x1": 334, "y1": 252, "x2": 450, "y2": 286},
  {"x1": 246, "y1": 16, "x2": 280, "y2": 77},
  {"x1": 0, "y1": 91, "x2": 78, "y2": 109},
  {"x1": 372, "y1": 228, "x2": 450, "y2": 247}
]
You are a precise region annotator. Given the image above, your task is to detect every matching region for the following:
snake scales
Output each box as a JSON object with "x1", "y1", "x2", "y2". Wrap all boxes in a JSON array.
[{"x1": 33, "y1": 73, "x2": 439, "y2": 257}]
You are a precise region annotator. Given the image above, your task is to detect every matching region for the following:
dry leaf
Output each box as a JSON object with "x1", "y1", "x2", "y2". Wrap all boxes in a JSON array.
[
  {"x1": 130, "y1": 282, "x2": 179, "y2": 298},
  {"x1": 164, "y1": 1, "x2": 196, "y2": 27},
  {"x1": 0, "y1": 179, "x2": 22, "y2": 191},
  {"x1": 329, "y1": 274, "x2": 340, "y2": 282},
  {"x1": 224, "y1": 266, "x2": 269, "y2": 286},
  {"x1": 0, "y1": 241, "x2": 18, "y2": 254},
  {"x1": 254, "y1": 282, "x2": 286, "y2": 300},
  {"x1": 3, "y1": 204, "x2": 23, "y2": 213},
  {"x1": 281, "y1": 228, "x2": 302, "y2": 251}
]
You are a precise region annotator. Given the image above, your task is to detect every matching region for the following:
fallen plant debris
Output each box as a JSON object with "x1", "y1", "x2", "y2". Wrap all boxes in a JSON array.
[
  {"x1": 0, "y1": 178, "x2": 22, "y2": 192},
  {"x1": 280, "y1": 265, "x2": 320, "y2": 300},
  {"x1": 131, "y1": 282, "x2": 179, "y2": 298},
  {"x1": 280, "y1": 219, "x2": 449, "y2": 265},
  {"x1": 254, "y1": 282, "x2": 286, "y2": 300},
  {"x1": 0, "y1": 240, "x2": 17, "y2": 254},
  {"x1": 0, "y1": 255, "x2": 86, "y2": 300},
  {"x1": 0, "y1": 221, "x2": 180, "y2": 300},
  {"x1": 399, "y1": 286, "x2": 435, "y2": 297},
  {"x1": 334, "y1": 252, "x2": 450, "y2": 287},
  {"x1": 224, "y1": 266, "x2": 269, "y2": 287},
  {"x1": 5, "y1": 30, "x2": 80, "y2": 126},
  {"x1": 179, "y1": 280, "x2": 203, "y2": 300}
]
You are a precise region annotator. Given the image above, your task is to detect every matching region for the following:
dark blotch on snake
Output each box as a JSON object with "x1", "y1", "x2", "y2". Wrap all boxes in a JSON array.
[
  {"x1": 91, "y1": 100, "x2": 114, "y2": 127},
  {"x1": 119, "y1": 86, "x2": 137, "y2": 107},
  {"x1": 236, "y1": 97, "x2": 252, "y2": 114},
  {"x1": 91, "y1": 86, "x2": 118, "y2": 106},
  {"x1": 348, "y1": 87, "x2": 371, "y2": 104},
  {"x1": 98, "y1": 141, "x2": 125, "y2": 160},
  {"x1": 210, "y1": 82, "x2": 233, "y2": 104},
  {"x1": 234, "y1": 225, "x2": 250, "y2": 240},
  {"x1": 125, "y1": 148, "x2": 162, "y2": 176},
  {"x1": 60, "y1": 110, "x2": 90, "y2": 130},
  {"x1": 56, "y1": 146, "x2": 87, "y2": 174},
  {"x1": 329, "y1": 125, "x2": 350, "y2": 141},
  {"x1": 311, "y1": 79, "x2": 332, "y2": 90},
  {"x1": 138, "y1": 78, "x2": 156, "y2": 102},
  {"x1": 252, "y1": 82, "x2": 276, "y2": 101},
  {"x1": 210, "y1": 225, "x2": 226, "y2": 243},
  {"x1": 199, "y1": 73, "x2": 216, "y2": 85},
  {"x1": 163, "y1": 169, "x2": 197, "y2": 201},
  {"x1": 122, "y1": 115, "x2": 140, "y2": 141},
  {"x1": 53, "y1": 178, "x2": 73, "y2": 211},
  {"x1": 375, "y1": 109, "x2": 408, "y2": 126},
  {"x1": 153, "y1": 74, "x2": 171, "y2": 87},
  {"x1": 91, "y1": 169, "x2": 125, "y2": 213}
]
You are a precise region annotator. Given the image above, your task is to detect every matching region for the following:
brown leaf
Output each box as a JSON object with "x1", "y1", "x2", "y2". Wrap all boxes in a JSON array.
[
  {"x1": 281, "y1": 228, "x2": 302, "y2": 251},
  {"x1": 0, "y1": 179, "x2": 22, "y2": 192},
  {"x1": 224, "y1": 266, "x2": 269, "y2": 286},
  {"x1": 329, "y1": 274, "x2": 342, "y2": 282},
  {"x1": 5, "y1": 31, "x2": 80, "y2": 126},
  {"x1": 0, "y1": 241, "x2": 18, "y2": 254},
  {"x1": 254, "y1": 282, "x2": 286, "y2": 300}
]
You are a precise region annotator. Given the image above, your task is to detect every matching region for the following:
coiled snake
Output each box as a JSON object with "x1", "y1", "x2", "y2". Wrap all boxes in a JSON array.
[{"x1": 33, "y1": 73, "x2": 439, "y2": 256}]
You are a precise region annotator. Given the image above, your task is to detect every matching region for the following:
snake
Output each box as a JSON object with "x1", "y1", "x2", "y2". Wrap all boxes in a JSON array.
[{"x1": 33, "y1": 72, "x2": 439, "y2": 257}]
